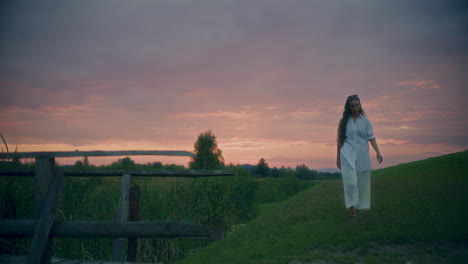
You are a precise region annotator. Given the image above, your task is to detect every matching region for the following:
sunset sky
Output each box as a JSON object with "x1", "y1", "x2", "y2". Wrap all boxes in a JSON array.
[{"x1": 1, "y1": 0, "x2": 467, "y2": 170}]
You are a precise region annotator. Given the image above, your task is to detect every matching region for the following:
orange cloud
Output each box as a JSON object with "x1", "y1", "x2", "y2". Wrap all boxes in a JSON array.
[
  {"x1": 172, "y1": 110, "x2": 260, "y2": 121},
  {"x1": 396, "y1": 78, "x2": 441, "y2": 90},
  {"x1": 378, "y1": 138, "x2": 412, "y2": 145}
]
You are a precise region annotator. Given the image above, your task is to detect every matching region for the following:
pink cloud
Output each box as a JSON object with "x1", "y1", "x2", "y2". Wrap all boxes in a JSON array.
[
  {"x1": 1, "y1": 1, "x2": 467, "y2": 170},
  {"x1": 378, "y1": 138, "x2": 412, "y2": 146},
  {"x1": 396, "y1": 79, "x2": 434, "y2": 86},
  {"x1": 172, "y1": 110, "x2": 260, "y2": 121},
  {"x1": 395, "y1": 78, "x2": 442, "y2": 91}
]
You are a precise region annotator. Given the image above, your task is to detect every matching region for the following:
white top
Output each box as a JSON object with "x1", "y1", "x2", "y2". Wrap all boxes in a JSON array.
[{"x1": 340, "y1": 115, "x2": 375, "y2": 171}]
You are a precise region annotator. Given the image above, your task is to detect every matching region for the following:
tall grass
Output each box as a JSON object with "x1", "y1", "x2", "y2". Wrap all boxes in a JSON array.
[
  {"x1": 253, "y1": 176, "x2": 313, "y2": 204},
  {"x1": 0, "y1": 174, "x2": 257, "y2": 262},
  {"x1": 0, "y1": 161, "x2": 314, "y2": 263},
  {"x1": 1, "y1": 132, "x2": 9, "y2": 154}
]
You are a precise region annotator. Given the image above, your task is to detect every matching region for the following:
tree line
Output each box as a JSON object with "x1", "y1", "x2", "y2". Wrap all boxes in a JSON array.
[
  {"x1": 189, "y1": 130, "x2": 340, "y2": 180},
  {"x1": 1, "y1": 130, "x2": 340, "y2": 180}
]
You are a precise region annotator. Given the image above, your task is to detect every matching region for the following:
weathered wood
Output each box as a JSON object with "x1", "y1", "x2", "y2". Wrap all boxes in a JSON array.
[
  {"x1": 0, "y1": 169, "x2": 34, "y2": 176},
  {"x1": 0, "y1": 220, "x2": 222, "y2": 239},
  {"x1": 111, "y1": 174, "x2": 132, "y2": 262},
  {"x1": 0, "y1": 255, "x2": 26, "y2": 264},
  {"x1": 117, "y1": 174, "x2": 132, "y2": 223},
  {"x1": 128, "y1": 184, "x2": 141, "y2": 262},
  {"x1": 33, "y1": 157, "x2": 55, "y2": 218},
  {"x1": 0, "y1": 169, "x2": 234, "y2": 177},
  {"x1": 0, "y1": 150, "x2": 193, "y2": 159},
  {"x1": 129, "y1": 185, "x2": 141, "y2": 222},
  {"x1": 0, "y1": 256, "x2": 146, "y2": 264},
  {"x1": 27, "y1": 167, "x2": 64, "y2": 264},
  {"x1": 63, "y1": 170, "x2": 235, "y2": 177},
  {"x1": 32, "y1": 156, "x2": 55, "y2": 264}
]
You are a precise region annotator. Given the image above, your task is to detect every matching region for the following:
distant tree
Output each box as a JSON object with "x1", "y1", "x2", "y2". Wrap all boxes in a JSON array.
[
  {"x1": 84, "y1": 156, "x2": 90, "y2": 167},
  {"x1": 295, "y1": 164, "x2": 309, "y2": 179},
  {"x1": 278, "y1": 166, "x2": 289, "y2": 177},
  {"x1": 121, "y1": 157, "x2": 135, "y2": 168},
  {"x1": 316, "y1": 171, "x2": 341, "y2": 180},
  {"x1": 111, "y1": 156, "x2": 136, "y2": 169},
  {"x1": 295, "y1": 164, "x2": 318, "y2": 180},
  {"x1": 189, "y1": 130, "x2": 224, "y2": 170},
  {"x1": 166, "y1": 163, "x2": 185, "y2": 171},
  {"x1": 74, "y1": 160, "x2": 84, "y2": 169},
  {"x1": 151, "y1": 161, "x2": 164, "y2": 170},
  {"x1": 74, "y1": 156, "x2": 90, "y2": 168},
  {"x1": 256, "y1": 158, "x2": 270, "y2": 177},
  {"x1": 271, "y1": 167, "x2": 280, "y2": 177}
]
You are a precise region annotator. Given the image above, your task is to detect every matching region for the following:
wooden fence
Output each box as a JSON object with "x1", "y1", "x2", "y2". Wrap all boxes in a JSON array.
[{"x1": 0, "y1": 151, "x2": 233, "y2": 264}]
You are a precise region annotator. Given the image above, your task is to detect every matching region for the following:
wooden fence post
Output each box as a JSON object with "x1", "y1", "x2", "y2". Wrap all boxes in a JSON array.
[
  {"x1": 111, "y1": 173, "x2": 132, "y2": 262},
  {"x1": 34, "y1": 156, "x2": 55, "y2": 218},
  {"x1": 32, "y1": 156, "x2": 55, "y2": 264},
  {"x1": 0, "y1": 182, "x2": 17, "y2": 255},
  {"x1": 127, "y1": 184, "x2": 141, "y2": 262},
  {"x1": 27, "y1": 167, "x2": 64, "y2": 264}
]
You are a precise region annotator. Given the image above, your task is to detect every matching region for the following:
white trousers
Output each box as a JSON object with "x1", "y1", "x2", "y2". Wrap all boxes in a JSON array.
[{"x1": 341, "y1": 163, "x2": 371, "y2": 209}]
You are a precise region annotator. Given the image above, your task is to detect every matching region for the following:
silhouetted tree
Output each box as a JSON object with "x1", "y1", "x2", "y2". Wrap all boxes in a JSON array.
[
  {"x1": 121, "y1": 157, "x2": 135, "y2": 168},
  {"x1": 278, "y1": 166, "x2": 289, "y2": 177},
  {"x1": 271, "y1": 167, "x2": 280, "y2": 177},
  {"x1": 151, "y1": 161, "x2": 164, "y2": 170},
  {"x1": 111, "y1": 157, "x2": 136, "y2": 169},
  {"x1": 74, "y1": 160, "x2": 84, "y2": 169},
  {"x1": 256, "y1": 158, "x2": 270, "y2": 177},
  {"x1": 295, "y1": 164, "x2": 318, "y2": 180},
  {"x1": 189, "y1": 130, "x2": 224, "y2": 170},
  {"x1": 74, "y1": 156, "x2": 90, "y2": 169}
]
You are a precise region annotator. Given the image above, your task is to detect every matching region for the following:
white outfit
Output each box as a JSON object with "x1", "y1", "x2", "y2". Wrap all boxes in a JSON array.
[
  {"x1": 341, "y1": 163, "x2": 371, "y2": 209},
  {"x1": 340, "y1": 115, "x2": 375, "y2": 171},
  {"x1": 340, "y1": 115, "x2": 375, "y2": 209}
]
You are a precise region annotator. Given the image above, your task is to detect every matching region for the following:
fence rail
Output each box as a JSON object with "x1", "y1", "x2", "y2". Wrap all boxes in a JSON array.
[
  {"x1": 0, "y1": 150, "x2": 230, "y2": 264},
  {"x1": 0, "y1": 150, "x2": 193, "y2": 159},
  {"x1": 0, "y1": 219, "x2": 223, "y2": 240},
  {"x1": 0, "y1": 169, "x2": 234, "y2": 177}
]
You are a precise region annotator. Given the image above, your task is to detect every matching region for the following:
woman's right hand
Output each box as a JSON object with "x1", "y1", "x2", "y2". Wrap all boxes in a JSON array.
[{"x1": 336, "y1": 157, "x2": 341, "y2": 170}]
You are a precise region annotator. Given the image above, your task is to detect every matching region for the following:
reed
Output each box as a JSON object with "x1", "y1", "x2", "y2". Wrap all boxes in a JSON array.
[
  {"x1": 1, "y1": 132, "x2": 8, "y2": 154},
  {"x1": 1, "y1": 164, "x2": 313, "y2": 263}
]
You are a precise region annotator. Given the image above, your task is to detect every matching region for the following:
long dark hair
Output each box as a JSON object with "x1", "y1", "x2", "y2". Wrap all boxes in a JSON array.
[{"x1": 337, "y1": 95, "x2": 366, "y2": 148}]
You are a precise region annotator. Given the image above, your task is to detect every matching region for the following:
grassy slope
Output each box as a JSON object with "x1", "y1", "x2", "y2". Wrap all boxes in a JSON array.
[{"x1": 178, "y1": 151, "x2": 468, "y2": 264}]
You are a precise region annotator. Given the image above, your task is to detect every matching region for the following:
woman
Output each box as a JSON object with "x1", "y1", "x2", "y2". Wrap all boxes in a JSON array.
[{"x1": 337, "y1": 94, "x2": 383, "y2": 217}]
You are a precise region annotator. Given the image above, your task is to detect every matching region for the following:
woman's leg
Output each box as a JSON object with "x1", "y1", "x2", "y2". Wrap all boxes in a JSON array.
[
  {"x1": 341, "y1": 163, "x2": 359, "y2": 209},
  {"x1": 350, "y1": 206, "x2": 356, "y2": 217},
  {"x1": 356, "y1": 170, "x2": 371, "y2": 209}
]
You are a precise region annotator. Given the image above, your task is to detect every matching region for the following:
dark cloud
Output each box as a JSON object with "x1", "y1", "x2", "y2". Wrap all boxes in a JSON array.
[{"x1": 1, "y1": 0, "x2": 467, "y2": 167}]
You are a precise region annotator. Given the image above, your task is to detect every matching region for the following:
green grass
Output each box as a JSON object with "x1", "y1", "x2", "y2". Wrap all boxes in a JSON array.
[
  {"x1": 177, "y1": 151, "x2": 468, "y2": 264},
  {"x1": 253, "y1": 176, "x2": 313, "y2": 204},
  {"x1": 2, "y1": 151, "x2": 467, "y2": 263},
  {"x1": 0, "y1": 166, "x2": 312, "y2": 263}
]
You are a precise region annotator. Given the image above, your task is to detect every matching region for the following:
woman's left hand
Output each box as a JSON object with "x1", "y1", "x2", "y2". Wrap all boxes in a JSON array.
[{"x1": 376, "y1": 152, "x2": 383, "y2": 164}]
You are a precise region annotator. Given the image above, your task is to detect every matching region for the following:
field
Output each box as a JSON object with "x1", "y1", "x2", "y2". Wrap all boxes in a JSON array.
[
  {"x1": 0, "y1": 164, "x2": 311, "y2": 263},
  {"x1": 178, "y1": 151, "x2": 468, "y2": 264},
  {"x1": 1, "y1": 151, "x2": 467, "y2": 263}
]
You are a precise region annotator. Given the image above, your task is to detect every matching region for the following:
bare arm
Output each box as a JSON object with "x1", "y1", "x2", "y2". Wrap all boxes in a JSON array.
[
  {"x1": 369, "y1": 138, "x2": 383, "y2": 164},
  {"x1": 336, "y1": 143, "x2": 342, "y2": 169}
]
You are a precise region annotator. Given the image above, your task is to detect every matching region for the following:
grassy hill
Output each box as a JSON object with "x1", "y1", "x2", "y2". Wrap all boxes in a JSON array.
[{"x1": 178, "y1": 151, "x2": 468, "y2": 264}]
